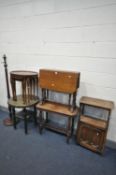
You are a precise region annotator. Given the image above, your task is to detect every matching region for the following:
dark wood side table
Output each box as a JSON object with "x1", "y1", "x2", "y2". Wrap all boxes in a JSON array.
[
  {"x1": 8, "y1": 95, "x2": 39, "y2": 134},
  {"x1": 76, "y1": 96, "x2": 114, "y2": 154},
  {"x1": 10, "y1": 70, "x2": 38, "y2": 104},
  {"x1": 9, "y1": 70, "x2": 39, "y2": 133}
]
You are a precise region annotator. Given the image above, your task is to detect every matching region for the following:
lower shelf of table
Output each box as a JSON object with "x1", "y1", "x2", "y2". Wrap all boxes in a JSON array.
[{"x1": 44, "y1": 122, "x2": 68, "y2": 135}]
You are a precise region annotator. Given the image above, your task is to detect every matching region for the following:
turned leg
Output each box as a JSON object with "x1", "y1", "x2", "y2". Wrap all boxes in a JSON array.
[
  {"x1": 46, "y1": 112, "x2": 49, "y2": 123},
  {"x1": 12, "y1": 107, "x2": 16, "y2": 129},
  {"x1": 71, "y1": 117, "x2": 75, "y2": 135},
  {"x1": 67, "y1": 117, "x2": 72, "y2": 144},
  {"x1": 24, "y1": 108, "x2": 28, "y2": 134},
  {"x1": 39, "y1": 111, "x2": 43, "y2": 134},
  {"x1": 33, "y1": 105, "x2": 37, "y2": 126}
]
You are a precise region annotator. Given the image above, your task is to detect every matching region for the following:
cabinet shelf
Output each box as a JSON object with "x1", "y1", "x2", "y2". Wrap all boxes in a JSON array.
[{"x1": 80, "y1": 115, "x2": 107, "y2": 130}]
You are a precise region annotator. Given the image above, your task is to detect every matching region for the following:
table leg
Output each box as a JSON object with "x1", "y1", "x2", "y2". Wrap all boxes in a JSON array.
[
  {"x1": 71, "y1": 117, "x2": 74, "y2": 135},
  {"x1": 39, "y1": 111, "x2": 43, "y2": 134},
  {"x1": 10, "y1": 78, "x2": 17, "y2": 101},
  {"x1": 12, "y1": 107, "x2": 17, "y2": 129},
  {"x1": 33, "y1": 106, "x2": 37, "y2": 126},
  {"x1": 24, "y1": 108, "x2": 28, "y2": 134},
  {"x1": 67, "y1": 117, "x2": 72, "y2": 143},
  {"x1": 46, "y1": 112, "x2": 49, "y2": 123}
]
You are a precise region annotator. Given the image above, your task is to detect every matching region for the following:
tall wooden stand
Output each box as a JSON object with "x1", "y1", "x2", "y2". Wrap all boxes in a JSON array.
[{"x1": 2, "y1": 55, "x2": 13, "y2": 126}]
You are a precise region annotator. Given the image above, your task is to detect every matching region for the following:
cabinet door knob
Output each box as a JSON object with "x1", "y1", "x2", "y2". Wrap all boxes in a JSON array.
[{"x1": 55, "y1": 71, "x2": 58, "y2": 75}]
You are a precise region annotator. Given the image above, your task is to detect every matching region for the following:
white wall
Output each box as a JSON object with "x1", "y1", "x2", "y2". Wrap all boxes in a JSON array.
[{"x1": 0, "y1": 0, "x2": 116, "y2": 142}]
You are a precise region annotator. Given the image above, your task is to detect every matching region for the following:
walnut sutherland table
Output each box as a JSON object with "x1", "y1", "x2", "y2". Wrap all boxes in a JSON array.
[{"x1": 36, "y1": 69, "x2": 80, "y2": 143}]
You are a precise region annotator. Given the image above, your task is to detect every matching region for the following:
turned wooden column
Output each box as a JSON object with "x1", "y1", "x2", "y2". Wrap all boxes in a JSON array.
[{"x1": 2, "y1": 54, "x2": 13, "y2": 126}]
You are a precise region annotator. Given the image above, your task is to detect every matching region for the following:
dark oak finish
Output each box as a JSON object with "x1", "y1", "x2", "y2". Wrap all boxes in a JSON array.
[
  {"x1": 36, "y1": 101, "x2": 78, "y2": 116},
  {"x1": 80, "y1": 115, "x2": 107, "y2": 129},
  {"x1": 39, "y1": 69, "x2": 80, "y2": 93},
  {"x1": 80, "y1": 96, "x2": 114, "y2": 110},
  {"x1": 8, "y1": 95, "x2": 39, "y2": 134},
  {"x1": 2, "y1": 55, "x2": 13, "y2": 126},
  {"x1": 9, "y1": 70, "x2": 39, "y2": 134},
  {"x1": 2, "y1": 55, "x2": 10, "y2": 99},
  {"x1": 10, "y1": 70, "x2": 38, "y2": 104},
  {"x1": 76, "y1": 96, "x2": 114, "y2": 154},
  {"x1": 36, "y1": 69, "x2": 80, "y2": 143}
]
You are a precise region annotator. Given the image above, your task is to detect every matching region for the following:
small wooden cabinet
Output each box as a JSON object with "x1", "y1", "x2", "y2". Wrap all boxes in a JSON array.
[{"x1": 76, "y1": 96, "x2": 114, "y2": 154}]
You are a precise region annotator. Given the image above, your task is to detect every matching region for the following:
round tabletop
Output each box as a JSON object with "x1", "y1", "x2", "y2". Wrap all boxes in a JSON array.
[
  {"x1": 10, "y1": 70, "x2": 38, "y2": 77},
  {"x1": 8, "y1": 95, "x2": 39, "y2": 108}
]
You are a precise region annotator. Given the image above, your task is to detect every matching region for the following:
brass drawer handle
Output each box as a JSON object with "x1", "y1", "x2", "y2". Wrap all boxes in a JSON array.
[
  {"x1": 68, "y1": 75, "x2": 72, "y2": 78},
  {"x1": 55, "y1": 71, "x2": 58, "y2": 75},
  {"x1": 51, "y1": 83, "x2": 55, "y2": 86}
]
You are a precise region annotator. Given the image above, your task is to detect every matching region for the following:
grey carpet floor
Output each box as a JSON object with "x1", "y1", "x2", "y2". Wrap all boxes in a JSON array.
[{"x1": 0, "y1": 110, "x2": 116, "y2": 175}]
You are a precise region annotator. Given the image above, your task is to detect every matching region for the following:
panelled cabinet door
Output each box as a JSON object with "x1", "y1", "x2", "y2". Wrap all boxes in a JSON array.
[
  {"x1": 77, "y1": 122, "x2": 105, "y2": 153},
  {"x1": 78, "y1": 123, "x2": 90, "y2": 144},
  {"x1": 89, "y1": 128, "x2": 105, "y2": 152}
]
